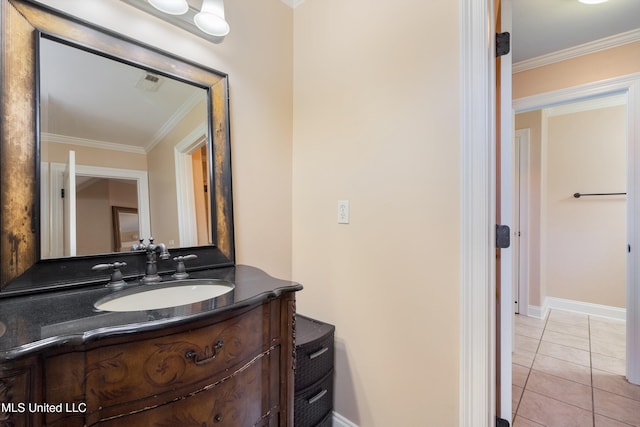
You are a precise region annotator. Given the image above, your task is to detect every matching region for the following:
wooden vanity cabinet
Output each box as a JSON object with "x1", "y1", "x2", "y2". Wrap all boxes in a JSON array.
[
  {"x1": 0, "y1": 355, "x2": 43, "y2": 427},
  {"x1": 2, "y1": 293, "x2": 296, "y2": 427}
]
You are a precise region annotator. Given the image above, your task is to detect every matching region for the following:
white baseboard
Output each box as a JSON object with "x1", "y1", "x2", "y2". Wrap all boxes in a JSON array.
[
  {"x1": 333, "y1": 411, "x2": 358, "y2": 427},
  {"x1": 527, "y1": 304, "x2": 549, "y2": 320},
  {"x1": 529, "y1": 297, "x2": 625, "y2": 321},
  {"x1": 546, "y1": 297, "x2": 626, "y2": 321}
]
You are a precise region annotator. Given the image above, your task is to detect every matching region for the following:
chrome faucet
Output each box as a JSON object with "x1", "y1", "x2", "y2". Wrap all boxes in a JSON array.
[{"x1": 133, "y1": 238, "x2": 170, "y2": 284}]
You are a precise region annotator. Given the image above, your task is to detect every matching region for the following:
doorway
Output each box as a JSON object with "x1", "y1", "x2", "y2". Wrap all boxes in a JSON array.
[
  {"x1": 511, "y1": 74, "x2": 640, "y2": 389},
  {"x1": 42, "y1": 161, "x2": 151, "y2": 258},
  {"x1": 514, "y1": 94, "x2": 627, "y2": 319}
]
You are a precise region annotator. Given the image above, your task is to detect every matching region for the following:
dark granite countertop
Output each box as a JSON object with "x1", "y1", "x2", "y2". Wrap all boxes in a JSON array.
[{"x1": 0, "y1": 265, "x2": 301, "y2": 361}]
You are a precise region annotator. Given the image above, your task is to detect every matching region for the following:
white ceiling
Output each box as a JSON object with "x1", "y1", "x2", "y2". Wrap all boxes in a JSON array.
[
  {"x1": 512, "y1": 0, "x2": 640, "y2": 63},
  {"x1": 40, "y1": 37, "x2": 205, "y2": 151}
]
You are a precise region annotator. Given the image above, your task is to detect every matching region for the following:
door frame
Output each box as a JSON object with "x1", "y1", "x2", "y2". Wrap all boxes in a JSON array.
[
  {"x1": 174, "y1": 122, "x2": 207, "y2": 247},
  {"x1": 513, "y1": 72, "x2": 640, "y2": 384},
  {"x1": 459, "y1": 0, "x2": 497, "y2": 425}
]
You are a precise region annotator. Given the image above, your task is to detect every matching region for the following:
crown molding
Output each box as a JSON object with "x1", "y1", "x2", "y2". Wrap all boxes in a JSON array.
[
  {"x1": 145, "y1": 90, "x2": 203, "y2": 153},
  {"x1": 42, "y1": 133, "x2": 147, "y2": 154},
  {"x1": 513, "y1": 28, "x2": 640, "y2": 73},
  {"x1": 280, "y1": 0, "x2": 305, "y2": 8},
  {"x1": 544, "y1": 93, "x2": 626, "y2": 117}
]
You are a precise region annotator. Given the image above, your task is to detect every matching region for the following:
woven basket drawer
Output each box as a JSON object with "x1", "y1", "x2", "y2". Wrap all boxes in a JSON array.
[
  {"x1": 296, "y1": 316, "x2": 335, "y2": 390},
  {"x1": 314, "y1": 410, "x2": 334, "y2": 427},
  {"x1": 294, "y1": 370, "x2": 334, "y2": 427}
]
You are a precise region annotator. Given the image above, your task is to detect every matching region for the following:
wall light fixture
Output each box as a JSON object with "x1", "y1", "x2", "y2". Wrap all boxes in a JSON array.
[{"x1": 121, "y1": 0, "x2": 230, "y2": 43}]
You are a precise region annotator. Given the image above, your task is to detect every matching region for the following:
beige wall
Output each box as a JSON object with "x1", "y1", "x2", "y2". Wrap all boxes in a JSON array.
[
  {"x1": 76, "y1": 179, "x2": 112, "y2": 255},
  {"x1": 76, "y1": 179, "x2": 138, "y2": 255},
  {"x1": 513, "y1": 41, "x2": 640, "y2": 99},
  {"x1": 545, "y1": 106, "x2": 626, "y2": 308},
  {"x1": 35, "y1": 0, "x2": 294, "y2": 279},
  {"x1": 292, "y1": 1, "x2": 460, "y2": 425},
  {"x1": 147, "y1": 100, "x2": 207, "y2": 248}
]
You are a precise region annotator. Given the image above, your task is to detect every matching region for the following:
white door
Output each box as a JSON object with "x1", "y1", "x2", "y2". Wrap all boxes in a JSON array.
[
  {"x1": 498, "y1": 0, "x2": 513, "y2": 422},
  {"x1": 63, "y1": 150, "x2": 76, "y2": 256}
]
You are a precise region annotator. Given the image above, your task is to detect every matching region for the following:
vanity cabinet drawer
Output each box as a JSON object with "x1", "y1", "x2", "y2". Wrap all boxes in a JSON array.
[
  {"x1": 85, "y1": 304, "x2": 266, "y2": 414},
  {"x1": 96, "y1": 350, "x2": 272, "y2": 427}
]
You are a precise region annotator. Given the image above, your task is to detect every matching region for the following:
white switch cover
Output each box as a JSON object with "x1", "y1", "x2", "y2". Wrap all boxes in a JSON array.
[{"x1": 338, "y1": 200, "x2": 350, "y2": 224}]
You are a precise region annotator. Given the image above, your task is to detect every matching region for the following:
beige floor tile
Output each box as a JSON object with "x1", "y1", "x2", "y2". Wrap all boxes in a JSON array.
[
  {"x1": 542, "y1": 329, "x2": 590, "y2": 351},
  {"x1": 594, "y1": 388, "x2": 640, "y2": 426},
  {"x1": 538, "y1": 341, "x2": 591, "y2": 367},
  {"x1": 545, "y1": 320, "x2": 590, "y2": 339},
  {"x1": 532, "y1": 353, "x2": 592, "y2": 386},
  {"x1": 593, "y1": 369, "x2": 640, "y2": 401},
  {"x1": 590, "y1": 321, "x2": 626, "y2": 342},
  {"x1": 591, "y1": 336, "x2": 626, "y2": 360},
  {"x1": 516, "y1": 334, "x2": 541, "y2": 353},
  {"x1": 513, "y1": 363, "x2": 530, "y2": 388},
  {"x1": 518, "y1": 390, "x2": 594, "y2": 427},
  {"x1": 594, "y1": 414, "x2": 636, "y2": 427},
  {"x1": 592, "y1": 353, "x2": 627, "y2": 376},
  {"x1": 590, "y1": 324, "x2": 626, "y2": 344},
  {"x1": 548, "y1": 310, "x2": 589, "y2": 326},
  {"x1": 517, "y1": 324, "x2": 545, "y2": 340},
  {"x1": 526, "y1": 370, "x2": 593, "y2": 410},
  {"x1": 513, "y1": 415, "x2": 545, "y2": 427},
  {"x1": 590, "y1": 316, "x2": 625, "y2": 331},
  {"x1": 513, "y1": 348, "x2": 536, "y2": 368},
  {"x1": 516, "y1": 314, "x2": 547, "y2": 329},
  {"x1": 513, "y1": 384, "x2": 524, "y2": 411}
]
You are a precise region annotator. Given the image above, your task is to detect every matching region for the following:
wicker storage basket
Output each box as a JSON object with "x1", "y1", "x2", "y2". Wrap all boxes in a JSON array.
[
  {"x1": 294, "y1": 370, "x2": 334, "y2": 427},
  {"x1": 295, "y1": 315, "x2": 335, "y2": 390}
]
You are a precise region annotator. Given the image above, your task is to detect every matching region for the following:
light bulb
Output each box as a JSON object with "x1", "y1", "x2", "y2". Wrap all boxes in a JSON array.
[
  {"x1": 194, "y1": 0, "x2": 230, "y2": 37},
  {"x1": 148, "y1": 0, "x2": 188, "y2": 15}
]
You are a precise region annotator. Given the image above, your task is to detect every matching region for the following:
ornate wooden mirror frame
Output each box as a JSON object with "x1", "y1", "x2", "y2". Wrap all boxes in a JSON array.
[{"x1": 0, "y1": 0, "x2": 234, "y2": 294}]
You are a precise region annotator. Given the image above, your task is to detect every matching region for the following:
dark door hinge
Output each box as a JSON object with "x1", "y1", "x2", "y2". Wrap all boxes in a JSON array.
[
  {"x1": 496, "y1": 224, "x2": 511, "y2": 249},
  {"x1": 496, "y1": 32, "x2": 510, "y2": 57},
  {"x1": 61, "y1": 188, "x2": 65, "y2": 198}
]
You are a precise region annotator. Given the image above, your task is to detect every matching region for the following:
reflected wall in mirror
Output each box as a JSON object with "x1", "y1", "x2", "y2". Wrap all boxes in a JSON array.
[
  {"x1": 39, "y1": 37, "x2": 212, "y2": 258},
  {"x1": 0, "y1": 0, "x2": 234, "y2": 292}
]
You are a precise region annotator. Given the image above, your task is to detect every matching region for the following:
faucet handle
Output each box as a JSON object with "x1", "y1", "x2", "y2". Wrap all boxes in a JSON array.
[
  {"x1": 92, "y1": 262, "x2": 127, "y2": 288},
  {"x1": 172, "y1": 254, "x2": 198, "y2": 280},
  {"x1": 131, "y1": 239, "x2": 146, "y2": 251}
]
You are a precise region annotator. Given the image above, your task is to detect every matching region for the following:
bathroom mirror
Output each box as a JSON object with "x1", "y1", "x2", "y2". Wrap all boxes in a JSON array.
[
  {"x1": 39, "y1": 37, "x2": 212, "y2": 258},
  {"x1": 0, "y1": 0, "x2": 234, "y2": 293}
]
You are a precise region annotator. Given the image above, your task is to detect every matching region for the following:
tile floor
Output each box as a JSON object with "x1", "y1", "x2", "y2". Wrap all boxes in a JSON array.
[{"x1": 512, "y1": 309, "x2": 640, "y2": 427}]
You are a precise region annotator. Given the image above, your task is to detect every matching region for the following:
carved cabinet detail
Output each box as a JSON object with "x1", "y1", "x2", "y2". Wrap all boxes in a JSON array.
[{"x1": 0, "y1": 356, "x2": 40, "y2": 427}]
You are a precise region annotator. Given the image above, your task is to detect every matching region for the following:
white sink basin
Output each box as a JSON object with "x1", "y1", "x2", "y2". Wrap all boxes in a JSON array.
[{"x1": 94, "y1": 279, "x2": 234, "y2": 312}]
